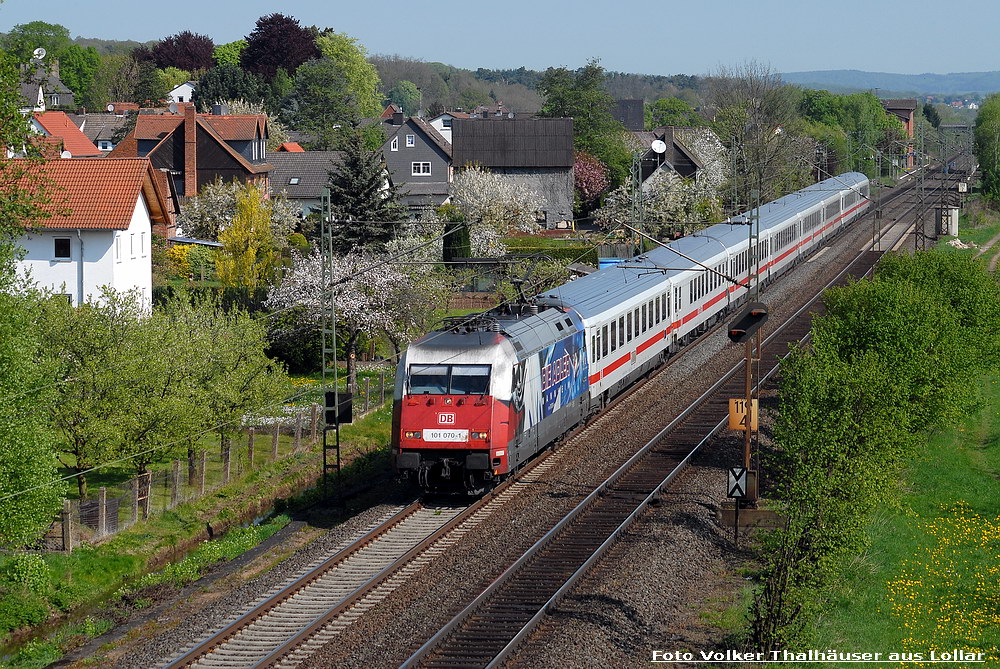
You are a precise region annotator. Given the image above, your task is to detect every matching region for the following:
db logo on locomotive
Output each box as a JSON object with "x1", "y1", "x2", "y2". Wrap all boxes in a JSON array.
[{"x1": 438, "y1": 413, "x2": 456, "y2": 425}]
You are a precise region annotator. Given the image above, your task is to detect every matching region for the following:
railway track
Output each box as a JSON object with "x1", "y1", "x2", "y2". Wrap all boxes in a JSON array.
[
  {"x1": 156, "y1": 164, "x2": 967, "y2": 669},
  {"x1": 398, "y1": 168, "x2": 967, "y2": 669}
]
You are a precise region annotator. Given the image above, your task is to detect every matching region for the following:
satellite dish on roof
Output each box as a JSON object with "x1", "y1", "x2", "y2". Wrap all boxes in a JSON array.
[
  {"x1": 651, "y1": 139, "x2": 667, "y2": 154},
  {"x1": 106, "y1": 103, "x2": 115, "y2": 113},
  {"x1": 60, "y1": 150, "x2": 72, "y2": 159},
  {"x1": 168, "y1": 102, "x2": 179, "y2": 114},
  {"x1": 507, "y1": 112, "x2": 515, "y2": 119},
  {"x1": 33, "y1": 47, "x2": 46, "y2": 60}
]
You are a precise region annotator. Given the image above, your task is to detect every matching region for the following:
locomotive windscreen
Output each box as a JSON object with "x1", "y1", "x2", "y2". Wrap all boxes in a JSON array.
[{"x1": 409, "y1": 364, "x2": 491, "y2": 395}]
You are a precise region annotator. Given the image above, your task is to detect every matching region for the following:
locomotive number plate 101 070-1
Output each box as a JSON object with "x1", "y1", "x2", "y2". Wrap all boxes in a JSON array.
[{"x1": 424, "y1": 429, "x2": 470, "y2": 442}]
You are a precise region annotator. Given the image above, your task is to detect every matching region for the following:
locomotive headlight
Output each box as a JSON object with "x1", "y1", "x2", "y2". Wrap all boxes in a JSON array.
[
  {"x1": 403, "y1": 430, "x2": 422, "y2": 439},
  {"x1": 471, "y1": 431, "x2": 489, "y2": 440}
]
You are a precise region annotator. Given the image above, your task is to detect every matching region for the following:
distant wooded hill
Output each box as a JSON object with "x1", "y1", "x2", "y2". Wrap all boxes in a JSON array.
[{"x1": 781, "y1": 69, "x2": 1000, "y2": 96}]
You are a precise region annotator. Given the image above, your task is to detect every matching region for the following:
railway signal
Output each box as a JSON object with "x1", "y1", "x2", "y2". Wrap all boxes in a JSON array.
[{"x1": 727, "y1": 302, "x2": 768, "y2": 343}]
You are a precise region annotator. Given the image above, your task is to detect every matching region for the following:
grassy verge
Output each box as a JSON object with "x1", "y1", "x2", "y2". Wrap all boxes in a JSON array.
[
  {"x1": 937, "y1": 195, "x2": 1000, "y2": 264},
  {"x1": 0, "y1": 402, "x2": 395, "y2": 665},
  {"x1": 789, "y1": 373, "x2": 1000, "y2": 665}
]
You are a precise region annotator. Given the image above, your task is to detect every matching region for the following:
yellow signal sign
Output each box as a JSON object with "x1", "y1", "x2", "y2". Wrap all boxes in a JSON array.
[{"x1": 728, "y1": 398, "x2": 759, "y2": 431}]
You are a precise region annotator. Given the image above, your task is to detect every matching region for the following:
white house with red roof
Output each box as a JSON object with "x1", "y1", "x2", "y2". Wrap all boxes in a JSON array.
[
  {"x1": 30, "y1": 111, "x2": 103, "y2": 157},
  {"x1": 15, "y1": 158, "x2": 174, "y2": 307}
]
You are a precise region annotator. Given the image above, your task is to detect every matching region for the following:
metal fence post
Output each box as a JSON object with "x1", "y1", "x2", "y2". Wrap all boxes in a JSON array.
[
  {"x1": 97, "y1": 487, "x2": 107, "y2": 539},
  {"x1": 380, "y1": 368, "x2": 386, "y2": 404},
  {"x1": 364, "y1": 377, "x2": 371, "y2": 413},
  {"x1": 171, "y1": 460, "x2": 180, "y2": 508},
  {"x1": 222, "y1": 440, "x2": 231, "y2": 485},
  {"x1": 272, "y1": 422, "x2": 280, "y2": 460},
  {"x1": 310, "y1": 404, "x2": 318, "y2": 441},
  {"x1": 62, "y1": 500, "x2": 73, "y2": 553},
  {"x1": 294, "y1": 413, "x2": 302, "y2": 452},
  {"x1": 247, "y1": 427, "x2": 255, "y2": 470},
  {"x1": 131, "y1": 477, "x2": 139, "y2": 524},
  {"x1": 199, "y1": 450, "x2": 207, "y2": 495}
]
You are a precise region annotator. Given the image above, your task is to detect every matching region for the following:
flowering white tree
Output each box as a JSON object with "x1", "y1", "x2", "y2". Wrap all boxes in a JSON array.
[
  {"x1": 450, "y1": 165, "x2": 543, "y2": 257},
  {"x1": 178, "y1": 178, "x2": 298, "y2": 244},
  {"x1": 595, "y1": 128, "x2": 728, "y2": 238},
  {"x1": 267, "y1": 245, "x2": 451, "y2": 384}
]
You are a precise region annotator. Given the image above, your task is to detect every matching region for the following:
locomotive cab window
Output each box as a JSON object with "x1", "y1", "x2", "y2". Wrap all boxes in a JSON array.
[{"x1": 408, "y1": 364, "x2": 490, "y2": 395}]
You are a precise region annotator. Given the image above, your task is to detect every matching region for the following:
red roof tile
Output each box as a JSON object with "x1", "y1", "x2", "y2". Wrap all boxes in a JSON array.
[
  {"x1": 201, "y1": 115, "x2": 265, "y2": 140},
  {"x1": 134, "y1": 115, "x2": 184, "y2": 140},
  {"x1": 32, "y1": 111, "x2": 102, "y2": 156},
  {"x1": 16, "y1": 158, "x2": 155, "y2": 229},
  {"x1": 277, "y1": 142, "x2": 305, "y2": 152}
]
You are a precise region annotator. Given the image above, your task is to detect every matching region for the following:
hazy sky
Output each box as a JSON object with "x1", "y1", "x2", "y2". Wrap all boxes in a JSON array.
[{"x1": 0, "y1": 0, "x2": 995, "y2": 76}]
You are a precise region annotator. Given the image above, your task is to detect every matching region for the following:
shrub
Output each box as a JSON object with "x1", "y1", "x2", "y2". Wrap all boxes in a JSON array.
[
  {"x1": 1, "y1": 554, "x2": 51, "y2": 595},
  {"x1": 0, "y1": 590, "x2": 50, "y2": 634}
]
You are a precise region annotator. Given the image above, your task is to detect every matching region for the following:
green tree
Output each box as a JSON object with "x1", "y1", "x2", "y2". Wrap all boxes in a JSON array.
[
  {"x1": 0, "y1": 52, "x2": 64, "y2": 548},
  {"x1": 387, "y1": 80, "x2": 420, "y2": 116},
  {"x1": 192, "y1": 65, "x2": 262, "y2": 112},
  {"x1": 537, "y1": 59, "x2": 631, "y2": 186},
  {"x1": 325, "y1": 130, "x2": 405, "y2": 253},
  {"x1": 58, "y1": 44, "x2": 101, "y2": 100},
  {"x1": 38, "y1": 292, "x2": 144, "y2": 500},
  {"x1": 81, "y1": 53, "x2": 145, "y2": 109},
  {"x1": 922, "y1": 102, "x2": 941, "y2": 128},
  {"x1": 212, "y1": 40, "x2": 246, "y2": 67},
  {"x1": 157, "y1": 66, "x2": 191, "y2": 92},
  {"x1": 264, "y1": 67, "x2": 293, "y2": 117},
  {"x1": 975, "y1": 93, "x2": 1000, "y2": 199},
  {"x1": 645, "y1": 97, "x2": 704, "y2": 129},
  {"x1": 315, "y1": 32, "x2": 382, "y2": 117},
  {"x1": 0, "y1": 284, "x2": 64, "y2": 548},
  {"x1": 0, "y1": 21, "x2": 71, "y2": 62},
  {"x1": 280, "y1": 57, "x2": 353, "y2": 148},
  {"x1": 215, "y1": 183, "x2": 281, "y2": 288}
]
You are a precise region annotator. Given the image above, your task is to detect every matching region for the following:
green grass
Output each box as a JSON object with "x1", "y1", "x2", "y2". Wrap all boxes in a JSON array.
[{"x1": 793, "y1": 373, "x2": 1000, "y2": 665}]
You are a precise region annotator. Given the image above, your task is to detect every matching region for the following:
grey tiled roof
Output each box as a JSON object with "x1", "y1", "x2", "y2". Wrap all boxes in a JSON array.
[
  {"x1": 268, "y1": 151, "x2": 345, "y2": 199},
  {"x1": 73, "y1": 113, "x2": 130, "y2": 142}
]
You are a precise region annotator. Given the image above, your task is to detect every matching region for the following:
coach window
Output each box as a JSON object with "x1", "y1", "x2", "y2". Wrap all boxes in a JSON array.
[
  {"x1": 641, "y1": 304, "x2": 647, "y2": 331},
  {"x1": 610, "y1": 321, "x2": 617, "y2": 352},
  {"x1": 595, "y1": 330, "x2": 602, "y2": 360},
  {"x1": 591, "y1": 334, "x2": 597, "y2": 363},
  {"x1": 627, "y1": 312, "x2": 632, "y2": 340},
  {"x1": 618, "y1": 316, "x2": 625, "y2": 344},
  {"x1": 654, "y1": 296, "x2": 660, "y2": 323},
  {"x1": 602, "y1": 325, "x2": 609, "y2": 357}
]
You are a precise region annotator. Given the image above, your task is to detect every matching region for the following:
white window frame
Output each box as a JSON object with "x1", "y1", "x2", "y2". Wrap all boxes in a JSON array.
[
  {"x1": 115, "y1": 236, "x2": 122, "y2": 263},
  {"x1": 140, "y1": 231, "x2": 147, "y2": 258},
  {"x1": 130, "y1": 233, "x2": 136, "y2": 259},
  {"x1": 406, "y1": 134, "x2": 415, "y2": 147},
  {"x1": 53, "y1": 237, "x2": 71, "y2": 261},
  {"x1": 390, "y1": 136, "x2": 398, "y2": 151},
  {"x1": 412, "y1": 162, "x2": 431, "y2": 176}
]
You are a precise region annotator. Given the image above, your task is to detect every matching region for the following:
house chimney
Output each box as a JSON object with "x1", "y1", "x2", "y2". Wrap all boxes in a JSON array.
[
  {"x1": 184, "y1": 103, "x2": 197, "y2": 196},
  {"x1": 392, "y1": 112, "x2": 404, "y2": 125},
  {"x1": 211, "y1": 102, "x2": 229, "y2": 116}
]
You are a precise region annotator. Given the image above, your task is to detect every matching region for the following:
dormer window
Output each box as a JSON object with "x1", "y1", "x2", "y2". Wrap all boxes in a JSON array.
[
  {"x1": 406, "y1": 134, "x2": 415, "y2": 147},
  {"x1": 390, "y1": 136, "x2": 398, "y2": 151},
  {"x1": 289, "y1": 177, "x2": 300, "y2": 185}
]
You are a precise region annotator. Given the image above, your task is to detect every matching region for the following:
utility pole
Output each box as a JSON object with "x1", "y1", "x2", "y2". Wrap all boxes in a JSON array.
[{"x1": 320, "y1": 188, "x2": 342, "y2": 500}]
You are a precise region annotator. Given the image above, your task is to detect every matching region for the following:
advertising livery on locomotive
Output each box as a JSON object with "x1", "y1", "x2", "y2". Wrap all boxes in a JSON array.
[{"x1": 392, "y1": 173, "x2": 871, "y2": 492}]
